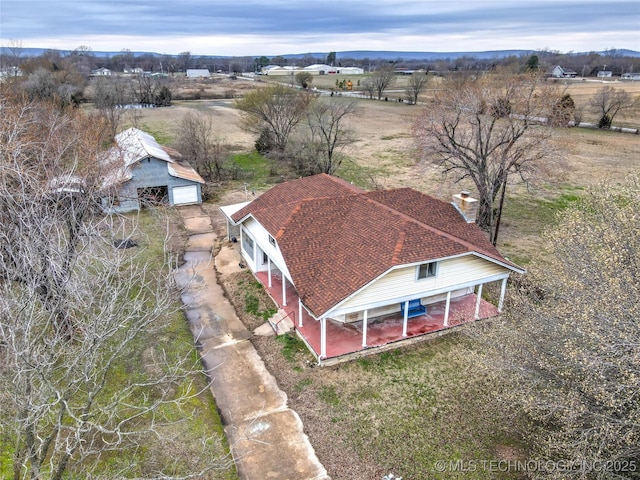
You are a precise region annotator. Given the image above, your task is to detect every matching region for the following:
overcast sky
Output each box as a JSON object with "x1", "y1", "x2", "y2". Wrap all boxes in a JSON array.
[{"x1": 1, "y1": 0, "x2": 639, "y2": 56}]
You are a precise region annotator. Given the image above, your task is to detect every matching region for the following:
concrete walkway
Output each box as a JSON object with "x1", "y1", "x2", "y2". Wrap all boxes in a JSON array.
[{"x1": 173, "y1": 205, "x2": 330, "y2": 480}]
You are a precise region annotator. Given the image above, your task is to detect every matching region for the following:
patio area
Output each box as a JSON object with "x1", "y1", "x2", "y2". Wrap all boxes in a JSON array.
[{"x1": 255, "y1": 270, "x2": 499, "y2": 363}]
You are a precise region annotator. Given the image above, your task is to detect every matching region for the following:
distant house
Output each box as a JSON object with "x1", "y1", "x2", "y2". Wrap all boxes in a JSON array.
[
  {"x1": 621, "y1": 73, "x2": 640, "y2": 81},
  {"x1": 551, "y1": 65, "x2": 577, "y2": 78},
  {"x1": 338, "y1": 66, "x2": 365, "y2": 75},
  {"x1": 221, "y1": 174, "x2": 524, "y2": 363},
  {"x1": 303, "y1": 64, "x2": 337, "y2": 75},
  {"x1": 0, "y1": 66, "x2": 22, "y2": 80},
  {"x1": 101, "y1": 128, "x2": 204, "y2": 213},
  {"x1": 91, "y1": 67, "x2": 112, "y2": 76},
  {"x1": 299, "y1": 64, "x2": 364, "y2": 75},
  {"x1": 597, "y1": 70, "x2": 613, "y2": 78},
  {"x1": 186, "y1": 69, "x2": 210, "y2": 78},
  {"x1": 123, "y1": 67, "x2": 143, "y2": 74},
  {"x1": 260, "y1": 65, "x2": 281, "y2": 74},
  {"x1": 261, "y1": 65, "x2": 301, "y2": 76}
]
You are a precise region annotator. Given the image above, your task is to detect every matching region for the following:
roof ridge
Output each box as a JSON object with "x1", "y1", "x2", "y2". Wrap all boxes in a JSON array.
[
  {"x1": 317, "y1": 173, "x2": 364, "y2": 193},
  {"x1": 363, "y1": 190, "x2": 504, "y2": 264},
  {"x1": 276, "y1": 201, "x2": 304, "y2": 239},
  {"x1": 274, "y1": 192, "x2": 364, "y2": 239},
  {"x1": 391, "y1": 227, "x2": 407, "y2": 264}
]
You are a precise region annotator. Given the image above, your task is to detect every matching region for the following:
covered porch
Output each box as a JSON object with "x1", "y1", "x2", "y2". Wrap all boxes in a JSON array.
[{"x1": 255, "y1": 270, "x2": 501, "y2": 364}]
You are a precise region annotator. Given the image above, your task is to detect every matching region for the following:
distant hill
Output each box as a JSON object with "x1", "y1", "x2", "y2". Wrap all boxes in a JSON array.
[
  {"x1": 0, "y1": 47, "x2": 162, "y2": 58},
  {"x1": 287, "y1": 50, "x2": 538, "y2": 60},
  {"x1": 2, "y1": 47, "x2": 639, "y2": 60}
]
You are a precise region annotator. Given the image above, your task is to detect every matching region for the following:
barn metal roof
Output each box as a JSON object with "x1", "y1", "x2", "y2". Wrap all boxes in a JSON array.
[
  {"x1": 103, "y1": 128, "x2": 204, "y2": 186},
  {"x1": 115, "y1": 128, "x2": 172, "y2": 166}
]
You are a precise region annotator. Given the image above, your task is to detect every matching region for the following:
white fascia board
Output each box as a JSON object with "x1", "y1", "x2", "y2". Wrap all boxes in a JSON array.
[
  {"x1": 400, "y1": 251, "x2": 525, "y2": 275},
  {"x1": 473, "y1": 252, "x2": 526, "y2": 274},
  {"x1": 241, "y1": 219, "x2": 292, "y2": 281},
  {"x1": 318, "y1": 251, "x2": 517, "y2": 319},
  {"x1": 219, "y1": 202, "x2": 252, "y2": 224},
  {"x1": 326, "y1": 271, "x2": 511, "y2": 318}
]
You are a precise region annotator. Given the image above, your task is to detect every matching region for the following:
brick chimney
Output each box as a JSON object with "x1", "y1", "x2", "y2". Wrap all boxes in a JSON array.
[{"x1": 452, "y1": 191, "x2": 478, "y2": 223}]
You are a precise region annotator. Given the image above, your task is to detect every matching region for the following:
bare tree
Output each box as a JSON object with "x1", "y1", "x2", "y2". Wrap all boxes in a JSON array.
[
  {"x1": 178, "y1": 51, "x2": 192, "y2": 72},
  {"x1": 414, "y1": 73, "x2": 559, "y2": 245},
  {"x1": 129, "y1": 75, "x2": 171, "y2": 106},
  {"x1": 91, "y1": 76, "x2": 132, "y2": 137},
  {"x1": 295, "y1": 71, "x2": 313, "y2": 89},
  {"x1": 235, "y1": 84, "x2": 314, "y2": 153},
  {"x1": 68, "y1": 45, "x2": 96, "y2": 77},
  {"x1": 22, "y1": 67, "x2": 57, "y2": 100},
  {"x1": 175, "y1": 110, "x2": 229, "y2": 182},
  {"x1": 404, "y1": 72, "x2": 430, "y2": 105},
  {"x1": 0, "y1": 92, "x2": 229, "y2": 479},
  {"x1": 589, "y1": 85, "x2": 636, "y2": 129},
  {"x1": 3, "y1": 39, "x2": 23, "y2": 75},
  {"x1": 360, "y1": 78, "x2": 376, "y2": 99},
  {"x1": 475, "y1": 180, "x2": 640, "y2": 477},
  {"x1": 299, "y1": 98, "x2": 358, "y2": 175},
  {"x1": 370, "y1": 66, "x2": 396, "y2": 100}
]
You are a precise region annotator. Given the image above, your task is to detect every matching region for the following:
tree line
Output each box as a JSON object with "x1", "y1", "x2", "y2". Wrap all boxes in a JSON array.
[{"x1": 3, "y1": 43, "x2": 640, "y2": 78}]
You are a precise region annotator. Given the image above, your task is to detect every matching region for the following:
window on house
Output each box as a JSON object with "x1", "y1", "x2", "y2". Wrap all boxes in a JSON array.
[
  {"x1": 242, "y1": 234, "x2": 254, "y2": 258},
  {"x1": 417, "y1": 262, "x2": 437, "y2": 279},
  {"x1": 268, "y1": 234, "x2": 276, "y2": 247}
]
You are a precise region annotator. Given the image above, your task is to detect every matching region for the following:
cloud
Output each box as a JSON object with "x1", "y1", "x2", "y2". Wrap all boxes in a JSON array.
[{"x1": 2, "y1": 0, "x2": 638, "y2": 55}]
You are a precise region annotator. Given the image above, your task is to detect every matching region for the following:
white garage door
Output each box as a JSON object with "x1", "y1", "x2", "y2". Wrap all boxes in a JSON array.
[{"x1": 172, "y1": 185, "x2": 199, "y2": 205}]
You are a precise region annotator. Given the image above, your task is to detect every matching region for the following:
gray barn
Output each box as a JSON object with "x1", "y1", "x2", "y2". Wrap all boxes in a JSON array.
[{"x1": 102, "y1": 128, "x2": 204, "y2": 213}]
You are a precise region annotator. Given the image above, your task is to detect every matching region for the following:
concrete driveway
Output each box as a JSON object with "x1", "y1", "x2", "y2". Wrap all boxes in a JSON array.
[{"x1": 174, "y1": 205, "x2": 330, "y2": 480}]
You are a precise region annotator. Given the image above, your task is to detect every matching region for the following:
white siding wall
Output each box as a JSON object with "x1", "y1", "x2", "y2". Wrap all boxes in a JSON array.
[
  {"x1": 335, "y1": 255, "x2": 507, "y2": 313},
  {"x1": 333, "y1": 287, "x2": 472, "y2": 323},
  {"x1": 241, "y1": 218, "x2": 291, "y2": 279}
]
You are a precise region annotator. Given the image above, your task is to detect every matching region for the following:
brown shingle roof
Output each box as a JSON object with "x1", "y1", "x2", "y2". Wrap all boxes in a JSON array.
[
  {"x1": 231, "y1": 173, "x2": 362, "y2": 230},
  {"x1": 232, "y1": 174, "x2": 522, "y2": 318}
]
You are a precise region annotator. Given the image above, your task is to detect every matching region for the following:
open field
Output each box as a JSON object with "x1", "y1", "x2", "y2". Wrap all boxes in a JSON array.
[
  {"x1": 132, "y1": 76, "x2": 639, "y2": 266},
  {"x1": 127, "y1": 80, "x2": 638, "y2": 479}
]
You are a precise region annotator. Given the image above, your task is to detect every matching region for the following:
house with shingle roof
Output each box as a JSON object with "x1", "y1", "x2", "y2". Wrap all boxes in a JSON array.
[{"x1": 221, "y1": 174, "x2": 524, "y2": 362}]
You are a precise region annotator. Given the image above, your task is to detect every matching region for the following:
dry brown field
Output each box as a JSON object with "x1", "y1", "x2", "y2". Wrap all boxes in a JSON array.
[
  {"x1": 137, "y1": 77, "x2": 639, "y2": 190},
  {"x1": 132, "y1": 76, "x2": 639, "y2": 265}
]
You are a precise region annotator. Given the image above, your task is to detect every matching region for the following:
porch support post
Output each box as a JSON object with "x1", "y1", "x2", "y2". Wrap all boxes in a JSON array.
[
  {"x1": 498, "y1": 277, "x2": 507, "y2": 313},
  {"x1": 475, "y1": 283, "x2": 483, "y2": 320},
  {"x1": 320, "y1": 317, "x2": 327, "y2": 359},
  {"x1": 298, "y1": 297, "x2": 303, "y2": 328},
  {"x1": 282, "y1": 275, "x2": 287, "y2": 307},
  {"x1": 267, "y1": 258, "x2": 272, "y2": 288},
  {"x1": 252, "y1": 241, "x2": 257, "y2": 266},
  {"x1": 362, "y1": 310, "x2": 368, "y2": 347},
  {"x1": 402, "y1": 300, "x2": 409, "y2": 337},
  {"x1": 226, "y1": 220, "x2": 230, "y2": 241},
  {"x1": 444, "y1": 291, "x2": 451, "y2": 327}
]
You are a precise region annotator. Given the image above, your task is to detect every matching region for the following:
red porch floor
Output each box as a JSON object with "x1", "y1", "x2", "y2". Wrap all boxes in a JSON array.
[{"x1": 255, "y1": 271, "x2": 498, "y2": 362}]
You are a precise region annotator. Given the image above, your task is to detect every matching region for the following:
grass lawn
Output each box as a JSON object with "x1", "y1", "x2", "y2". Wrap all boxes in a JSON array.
[
  {"x1": 125, "y1": 89, "x2": 638, "y2": 479},
  {"x1": 108, "y1": 208, "x2": 237, "y2": 479}
]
